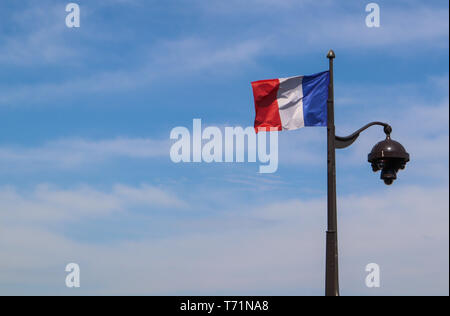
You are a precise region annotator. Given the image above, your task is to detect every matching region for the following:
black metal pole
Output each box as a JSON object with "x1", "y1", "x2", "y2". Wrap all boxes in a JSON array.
[{"x1": 325, "y1": 49, "x2": 339, "y2": 296}]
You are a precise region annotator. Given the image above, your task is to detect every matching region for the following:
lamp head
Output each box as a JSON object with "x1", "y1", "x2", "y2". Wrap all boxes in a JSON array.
[{"x1": 368, "y1": 135, "x2": 410, "y2": 185}]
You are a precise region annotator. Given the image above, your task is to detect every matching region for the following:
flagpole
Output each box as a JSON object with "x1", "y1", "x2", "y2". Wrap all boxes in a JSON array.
[{"x1": 325, "y1": 49, "x2": 339, "y2": 296}]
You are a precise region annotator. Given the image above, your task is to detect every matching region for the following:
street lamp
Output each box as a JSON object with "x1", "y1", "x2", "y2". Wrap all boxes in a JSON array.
[{"x1": 325, "y1": 49, "x2": 410, "y2": 296}]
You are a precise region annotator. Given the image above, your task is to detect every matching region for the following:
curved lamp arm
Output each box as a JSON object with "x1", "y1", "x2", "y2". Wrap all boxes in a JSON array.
[{"x1": 335, "y1": 122, "x2": 392, "y2": 149}]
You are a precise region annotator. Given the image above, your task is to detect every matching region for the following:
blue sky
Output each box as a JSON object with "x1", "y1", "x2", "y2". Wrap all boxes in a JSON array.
[{"x1": 0, "y1": 0, "x2": 448, "y2": 295}]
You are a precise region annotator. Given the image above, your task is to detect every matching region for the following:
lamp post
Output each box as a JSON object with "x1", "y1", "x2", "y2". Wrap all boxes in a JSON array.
[
  {"x1": 324, "y1": 50, "x2": 410, "y2": 296},
  {"x1": 325, "y1": 49, "x2": 339, "y2": 296}
]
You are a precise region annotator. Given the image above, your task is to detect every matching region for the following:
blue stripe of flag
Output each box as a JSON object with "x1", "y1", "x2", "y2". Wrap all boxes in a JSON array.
[{"x1": 302, "y1": 71, "x2": 329, "y2": 127}]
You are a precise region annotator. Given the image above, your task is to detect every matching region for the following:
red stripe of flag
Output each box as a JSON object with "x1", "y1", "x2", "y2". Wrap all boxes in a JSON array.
[{"x1": 251, "y1": 79, "x2": 282, "y2": 133}]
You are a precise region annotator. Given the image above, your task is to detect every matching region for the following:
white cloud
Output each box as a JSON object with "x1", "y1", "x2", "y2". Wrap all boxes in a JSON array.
[
  {"x1": 0, "y1": 1, "x2": 140, "y2": 66},
  {"x1": 152, "y1": 38, "x2": 265, "y2": 74},
  {"x1": 0, "y1": 183, "x2": 447, "y2": 295},
  {"x1": 0, "y1": 137, "x2": 169, "y2": 170},
  {"x1": 0, "y1": 36, "x2": 266, "y2": 106},
  {"x1": 1, "y1": 1, "x2": 447, "y2": 106},
  {"x1": 0, "y1": 183, "x2": 185, "y2": 223},
  {"x1": 197, "y1": 1, "x2": 449, "y2": 53},
  {"x1": 310, "y1": 5, "x2": 448, "y2": 50},
  {"x1": 113, "y1": 183, "x2": 186, "y2": 208},
  {"x1": 0, "y1": 3, "x2": 79, "y2": 65}
]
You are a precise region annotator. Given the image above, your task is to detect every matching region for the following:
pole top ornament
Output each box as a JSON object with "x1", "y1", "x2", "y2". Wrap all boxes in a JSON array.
[{"x1": 327, "y1": 49, "x2": 335, "y2": 59}]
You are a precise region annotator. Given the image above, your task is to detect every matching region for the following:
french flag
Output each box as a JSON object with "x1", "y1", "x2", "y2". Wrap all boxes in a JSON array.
[{"x1": 251, "y1": 71, "x2": 329, "y2": 132}]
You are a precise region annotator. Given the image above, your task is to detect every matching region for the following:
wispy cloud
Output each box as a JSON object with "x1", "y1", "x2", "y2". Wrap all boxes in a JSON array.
[
  {"x1": 0, "y1": 0, "x2": 447, "y2": 296},
  {"x1": 0, "y1": 37, "x2": 265, "y2": 106},
  {"x1": 0, "y1": 183, "x2": 185, "y2": 223},
  {"x1": 0, "y1": 183, "x2": 447, "y2": 295},
  {"x1": 1, "y1": 1, "x2": 447, "y2": 106},
  {"x1": 0, "y1": 2, "x2": 78, "y2": 65},
  {"x1": 197, "y1": 0, "x2": 449, "y2": 52},
  {"x1": 0, "y1": 138, "x2": 169, "y2": 170}
]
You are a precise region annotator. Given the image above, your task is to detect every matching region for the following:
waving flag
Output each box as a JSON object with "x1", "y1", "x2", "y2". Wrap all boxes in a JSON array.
[{"x1": 251, "y1": 71, "x2": 329, "y2": 132}]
